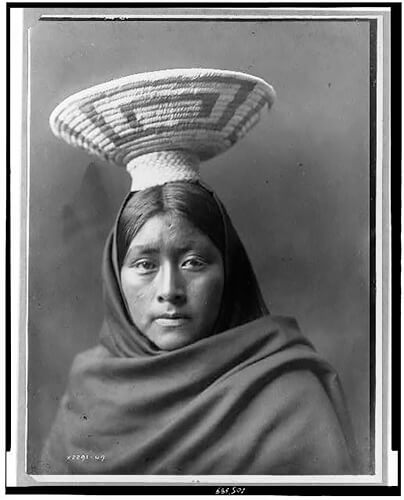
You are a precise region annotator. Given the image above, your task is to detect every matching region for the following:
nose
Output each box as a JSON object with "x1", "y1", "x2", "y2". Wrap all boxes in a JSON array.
[{"x1": 156, "y1": 262, "x2": 186, "y2": 304}]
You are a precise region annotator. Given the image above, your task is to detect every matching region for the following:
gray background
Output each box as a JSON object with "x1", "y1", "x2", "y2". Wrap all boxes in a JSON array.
[{"x1": 27, "y1": 16, "x2": 371, "y2": 473}]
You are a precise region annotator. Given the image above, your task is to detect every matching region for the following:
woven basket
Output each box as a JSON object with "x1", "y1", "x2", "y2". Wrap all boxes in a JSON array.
[{"x1": 50, "y1": 68, "x2": 276, "y2": 190}]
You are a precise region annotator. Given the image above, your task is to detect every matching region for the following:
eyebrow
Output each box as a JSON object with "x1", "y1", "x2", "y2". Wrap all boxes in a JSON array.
[
  {"x1": 125, "y1": 241, "x2": 212, "y2": 260},
  {"x1": 125, "y1": 245, "x2": 159, "y2": 258}
]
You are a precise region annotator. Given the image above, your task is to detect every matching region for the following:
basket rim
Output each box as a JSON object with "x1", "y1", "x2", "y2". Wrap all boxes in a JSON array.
[{"x1": 49, "y1": 67, "x2": 276, "y2": 134}]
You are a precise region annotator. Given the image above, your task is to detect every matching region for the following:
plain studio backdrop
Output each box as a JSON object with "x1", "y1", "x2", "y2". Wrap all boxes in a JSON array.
[{"x1": 26, "y1": 16, "x2": 371, "y2": 473}]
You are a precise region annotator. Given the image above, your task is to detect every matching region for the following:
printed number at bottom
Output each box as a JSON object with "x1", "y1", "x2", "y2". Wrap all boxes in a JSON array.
[{"x1": 215, "y1": 487, "x2": 246, "y2": 494}]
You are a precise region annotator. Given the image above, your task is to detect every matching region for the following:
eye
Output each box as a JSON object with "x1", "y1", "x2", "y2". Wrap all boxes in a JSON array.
[
  {"x1": 133, "y1": 259, "x2": 157, "y2": 274},
  {"x1": 181, "y1": 256, "x2": 206, "y2": 271}
]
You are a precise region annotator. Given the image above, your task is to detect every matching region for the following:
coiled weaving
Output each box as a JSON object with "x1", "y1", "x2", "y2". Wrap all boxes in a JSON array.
[{"x1": 49, "y1": 68, "x2": 276, "y2": 191}]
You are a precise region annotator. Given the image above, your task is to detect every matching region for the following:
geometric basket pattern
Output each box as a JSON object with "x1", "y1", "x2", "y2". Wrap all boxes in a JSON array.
[{"x1": 49, "y1": 68, "x2": 276, "y2": 168}]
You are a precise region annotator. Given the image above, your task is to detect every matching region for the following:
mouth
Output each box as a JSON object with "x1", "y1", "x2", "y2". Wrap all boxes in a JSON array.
[{"x1": 154, "y1": 313, "x2": 191, "y2": 327}]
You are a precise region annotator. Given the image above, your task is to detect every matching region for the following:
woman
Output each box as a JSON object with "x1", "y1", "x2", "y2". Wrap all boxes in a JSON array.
[{"x1": 39, "y1": 69, "x2": 357, "y2": 474}]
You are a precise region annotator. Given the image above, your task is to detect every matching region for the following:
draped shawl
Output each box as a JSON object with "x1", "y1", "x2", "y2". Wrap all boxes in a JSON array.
[{"x1": 39, "y1": 189, "x2": 358, "y2": 475}]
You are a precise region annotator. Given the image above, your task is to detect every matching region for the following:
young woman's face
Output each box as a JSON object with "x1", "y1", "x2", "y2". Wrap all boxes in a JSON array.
[{"x1": 120, "y1": 213, "x2": 224, "y2": 351}]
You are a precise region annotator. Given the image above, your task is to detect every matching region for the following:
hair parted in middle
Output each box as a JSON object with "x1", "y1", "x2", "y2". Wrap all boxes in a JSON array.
[{"x1": 117, "y1": 181, "x2": 269, "y2": 334}]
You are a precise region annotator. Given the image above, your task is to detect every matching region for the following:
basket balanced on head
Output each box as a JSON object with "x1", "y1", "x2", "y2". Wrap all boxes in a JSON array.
[
  {"x1": 41, "y1": 68, "x2": 358, "y2": 476},
  {"x1": 49, "y1": 68, "x2": 276, "y2": 191}
]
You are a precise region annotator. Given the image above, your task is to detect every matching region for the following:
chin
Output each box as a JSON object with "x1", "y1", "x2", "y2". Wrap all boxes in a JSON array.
[{"x1": 150, "y1": 329, "x2": 199, "y2": 351}]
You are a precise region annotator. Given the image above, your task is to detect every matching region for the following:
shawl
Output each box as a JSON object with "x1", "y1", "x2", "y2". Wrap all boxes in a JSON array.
[{"x1": 39, "y1": 189, "x2": 358, "y2": 475}]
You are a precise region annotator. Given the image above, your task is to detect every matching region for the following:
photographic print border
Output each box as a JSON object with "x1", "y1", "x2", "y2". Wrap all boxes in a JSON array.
[{"x1": 5, "y1": 2, "x2": 399, "y2": 494}]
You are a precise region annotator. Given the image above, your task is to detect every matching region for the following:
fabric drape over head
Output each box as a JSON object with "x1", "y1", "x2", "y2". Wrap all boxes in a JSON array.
[{"x1": 39, "y1": 188, "x2": 358, "y2": 475}]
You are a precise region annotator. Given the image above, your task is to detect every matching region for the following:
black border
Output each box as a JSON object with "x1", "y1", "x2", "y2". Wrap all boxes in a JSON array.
[
  {"x1": 3, "y1": 484, "x2": 404, "y2": 495},
  {"x1": 5, "y1": 2, "x2": 400, "y2": 495},
  {"x1": 6, "y1": 3, "x2": 11, "y2": 458}
]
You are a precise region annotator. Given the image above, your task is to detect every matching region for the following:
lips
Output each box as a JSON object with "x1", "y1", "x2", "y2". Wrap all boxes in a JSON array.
[{"x1": 154, "y1": 313, "x2": 190, "y2": 327}]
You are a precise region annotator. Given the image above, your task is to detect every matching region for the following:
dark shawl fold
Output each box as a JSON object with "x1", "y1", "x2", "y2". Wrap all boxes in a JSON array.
[{"x1": 39, "y1": 188, "x2": 358, "y2": 475}]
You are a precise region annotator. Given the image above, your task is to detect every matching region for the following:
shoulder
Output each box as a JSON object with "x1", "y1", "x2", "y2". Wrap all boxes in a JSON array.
[
  {"x1": 69, "y1": 344, "x2": 112, "y2": 374},
  {"x1": 273, "y1": 367, "x2": 331, "y2": 402},
  {"x1": 65, "y1": 344, "x2": 113, "y2": 397},
  {"x1": 267, "y1": 368, "x2": 356, "y2": 474}
]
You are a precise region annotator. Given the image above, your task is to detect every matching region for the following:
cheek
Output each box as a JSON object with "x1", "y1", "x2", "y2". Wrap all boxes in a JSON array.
[
  {"x1": 121, "y1": 274, "x2": 153, "y2": 311},
  {"x1": 189, "y1": 273, "x2": 224, "y2": 310}
]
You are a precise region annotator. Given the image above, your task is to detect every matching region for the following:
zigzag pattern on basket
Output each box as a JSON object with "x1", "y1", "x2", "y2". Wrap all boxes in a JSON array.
[{"x1": 49, "y1": 68, "x2": 276, "y2": 190}]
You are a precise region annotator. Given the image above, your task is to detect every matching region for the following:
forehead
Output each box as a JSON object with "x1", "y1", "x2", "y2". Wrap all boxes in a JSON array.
[{"x1": 128, "y1": 213, "x2": 213, "y2": 251}]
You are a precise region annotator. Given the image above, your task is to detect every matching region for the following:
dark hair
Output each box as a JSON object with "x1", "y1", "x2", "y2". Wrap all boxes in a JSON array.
[
  {"x1": 117, "y1": 181, "x2": 268, "y2": 332},
  {"x1": 117, "y1": 182, "x2": 225, "y2": 268}
]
